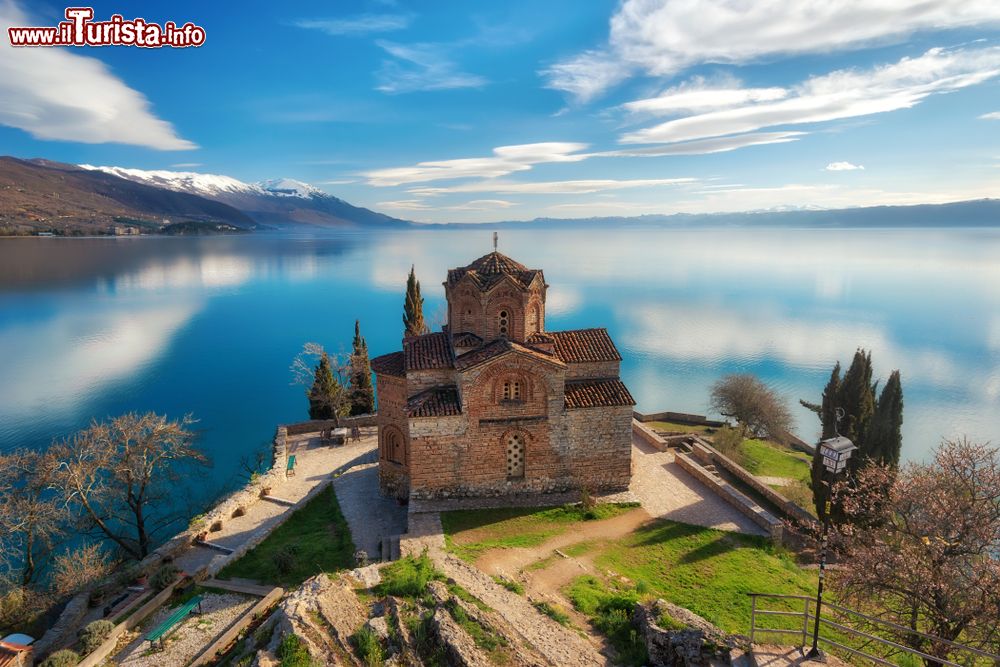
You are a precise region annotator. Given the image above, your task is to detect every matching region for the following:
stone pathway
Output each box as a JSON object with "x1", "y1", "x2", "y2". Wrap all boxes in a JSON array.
[
  {"x1": 629, "y1": 434, "x2": 767, "y2": 536},
  {"x1": 174, "y1": 431, "x2": 378, "y2": 575},
  {"x1": 751, "y1": 644, "x2": 852, "y2": 667},
  {"x1": 333, "y1": 463, "x2": 408, "y2": 561}
]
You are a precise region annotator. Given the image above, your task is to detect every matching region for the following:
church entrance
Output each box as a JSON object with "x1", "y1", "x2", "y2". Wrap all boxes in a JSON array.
[{"x1": 506, "y1": 433, "x2": 525, "y2": 478}]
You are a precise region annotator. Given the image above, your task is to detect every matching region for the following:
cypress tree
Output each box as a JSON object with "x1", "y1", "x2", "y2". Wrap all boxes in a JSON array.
[
  {"x1": 308, "y1": 352, "x2": 340, "y2": 420},
  {"x1": 868, "y1": 370, "x2": 904, "y2": 466},
  {"x1": 403, "y1": 265, "x2": 426, "y2": 337},
  {"x1": 348, "y1": 320, "x2": 375, "y2": 416},
  {"x1": 806, "y1": 363, "x2": 841, "y2": 518},
  {"x1": 838, "y1": 349, "x2": 875, "y2": 458}
]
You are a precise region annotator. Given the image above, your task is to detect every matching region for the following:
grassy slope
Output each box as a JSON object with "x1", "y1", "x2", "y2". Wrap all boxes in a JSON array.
[
  {"x1": 740, "y1": 438, "x2": 812, "y2": 484},
  {"x1": 647, "y1": 420, "x2": 716, "y2": 434},
  {"x1": 441, "y1": 503, "x2": 637, "y2": 562},
  {"x1": 217, "y1": 485, "x2": 355, "y2": 586}
]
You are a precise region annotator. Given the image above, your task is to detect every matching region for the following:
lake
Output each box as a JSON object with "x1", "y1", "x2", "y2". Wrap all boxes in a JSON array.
[{"x1": 1, "y1": 227, "x2": 998, "y2": 505}]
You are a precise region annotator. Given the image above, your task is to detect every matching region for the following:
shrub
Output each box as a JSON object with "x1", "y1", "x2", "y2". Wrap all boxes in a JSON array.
[
  {"x1": 351, "y1": 626, "x2": 384, "y2": 667},
  {"x1": 533, "y1": 600, "x2": 571, "y2": 626},
  {"x1": 40, "y1": 650, "x2": 80, "y2": 667},
  {"x1": 150, "y1": 563, "x2": 180, "y2": 591},
  {"x1": 376, "y1": 553, "x2": 442, "y2": 598},
  {"x1": 711, "y1": 426, "x2": 746, "y2": 466},
  {"x1": 78, "y1": 619, "x2": 114, "y2": 653},
  {"x1": 273, "y1": 544, "x2": 299, "y2": 574},
  {"x1": 276, "y1": 634, "x2": 313, "y2": 667}
]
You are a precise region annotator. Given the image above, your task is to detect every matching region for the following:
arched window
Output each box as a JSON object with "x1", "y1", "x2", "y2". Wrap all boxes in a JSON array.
[
  {"x1": 506, "y1": 432, "x2": 525, "y2": 478},
  {"x1": 498, "y1": 309, "x2": 509, "y2": 337},
  {"x1": 382, "y1": 428, "x2": 404, "y2": 464}
]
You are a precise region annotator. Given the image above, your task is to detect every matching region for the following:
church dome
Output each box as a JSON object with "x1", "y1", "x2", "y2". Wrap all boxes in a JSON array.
[{"x1": 446, "y1": 251, "x2": 541, "y2": 289}]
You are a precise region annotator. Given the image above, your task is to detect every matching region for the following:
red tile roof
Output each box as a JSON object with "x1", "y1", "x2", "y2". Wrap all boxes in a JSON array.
[
  {"x1": 455, "y1": 338, "x2": 564, "y2": 371},
  {"x1": 371, "y1": 351, "x2": 405, "y2": 377},
  {"x1": 550, "y1": 328, "x2": 622, "y2": 363},
  {"x1": 447, "y1": 251, "x2": 543, "y2": 290},
  {"x1": 406, "y1": 386, "x2": 462, "y2": 417},
  {"x1": 452, "y1": 331, "x2": 483, "y2": 348},
  {"x1": 404, "y1": 332, "x2": 454, "y2": 371},
  {"x1": 564, "y1": 378, "x2": 636, "y2": 409}
]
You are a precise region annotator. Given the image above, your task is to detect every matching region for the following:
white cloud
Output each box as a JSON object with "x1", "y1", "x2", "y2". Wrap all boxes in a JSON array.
[
  {"x1": 375, "y1": 40, "x2": 487, "y2": 93},
  {"x1": 0, "y1": 1, "x2": 196, "y2": 149},
  {"x1": 826, "y1": 161, "x2": 865, "y2": 171},
  {"x1": 364, "y1": 142, "x2": 589, "y2": 186},
  {"x1": 979, "y1": 111, "x2": 1000, "y2": 120},
  {"x1": 292, "y1": 13, "x2": 411, "y2": 35},
  {"x1": 601, "y1": 131, "x2": 805, "y2": 156},
  {"x1": 171, "y1": 162, "x2": 203, "y2": 168},
  {"x1": 621, "y1": 47, "x2": 1000, "y2": 144},
  {"x1": 547, "y1": 0, "x2": 1000, "y2": 101},
  {"x1": 409, "y1": 177, "x2": 696, "y2": 196},
  {"x1": 377, "y1": 198, "x2": 516, "y2": 211},
  {"x1": 623, "y1": 77, "x2": 788, "y2": 115}
]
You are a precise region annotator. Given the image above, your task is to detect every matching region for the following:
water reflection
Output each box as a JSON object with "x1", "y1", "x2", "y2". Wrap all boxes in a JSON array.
[{"x1": 0, "y1": 228, "x2": 997, "y2": 476}]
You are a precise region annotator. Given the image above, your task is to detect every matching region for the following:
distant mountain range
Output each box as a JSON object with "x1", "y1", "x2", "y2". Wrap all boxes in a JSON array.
[
  {"x1": 0, "y1": 155, "x2": 997, "y2": 236},
  {"x1": 0, "y1": 157, "x2": 409, "y2": 236}
]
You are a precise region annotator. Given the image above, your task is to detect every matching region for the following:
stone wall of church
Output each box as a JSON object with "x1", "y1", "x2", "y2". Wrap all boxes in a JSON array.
[
  {"x1": 564, "y1": 360, "x2": 621, "y2": 380},
  {"x1": 561, "y1": 404, "x2": 634, "y2": 492},
  {"x1": 376, "y1": 373, "x2": 410, "y2": 498}
]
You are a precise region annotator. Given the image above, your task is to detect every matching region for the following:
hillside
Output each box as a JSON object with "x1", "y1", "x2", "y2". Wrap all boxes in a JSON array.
[
  {"x1": 0, "y1": 158, "x2": 256, "y2": 236},
  {"x1": 80, "y1": 165, "x2": 411, "y2": 229}
]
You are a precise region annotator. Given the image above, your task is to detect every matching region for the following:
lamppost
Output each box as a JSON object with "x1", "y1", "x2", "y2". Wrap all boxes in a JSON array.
[{"x1": 806, "y1": 431, "x2": 857, "y2": 661}]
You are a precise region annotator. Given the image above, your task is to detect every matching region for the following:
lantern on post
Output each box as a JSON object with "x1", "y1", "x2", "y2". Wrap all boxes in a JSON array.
[{"x1": 806, "y1": 433, "x2": 857, "y2": 660}]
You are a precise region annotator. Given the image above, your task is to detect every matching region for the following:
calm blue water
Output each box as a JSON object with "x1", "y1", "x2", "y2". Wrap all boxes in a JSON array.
[{"x1": 1, "y1": 228, "x2": 998, "y2": 505}]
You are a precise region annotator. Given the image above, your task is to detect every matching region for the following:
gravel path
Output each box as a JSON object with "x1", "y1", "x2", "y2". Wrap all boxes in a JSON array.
[
  {"x1": 115, "y1": 593, "x2": 254, "y2": 667},
  {"x1": 333, "y1": 463, "x2": 407, "y2": 560},
  {"x1": 174, "y1": 432, "x2": 377, "y2": 575},
  {"x1": 629, "y1": 434, "x2": 767, "y2": 535}
]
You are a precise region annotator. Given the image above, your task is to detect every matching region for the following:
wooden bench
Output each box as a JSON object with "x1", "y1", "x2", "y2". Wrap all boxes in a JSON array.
[
  {"x1": 286, "y1": 454, "x2": 296, "y2": 477},
  {"x1": 145, "y1": 595, "x2": 203, "y2": 646}
]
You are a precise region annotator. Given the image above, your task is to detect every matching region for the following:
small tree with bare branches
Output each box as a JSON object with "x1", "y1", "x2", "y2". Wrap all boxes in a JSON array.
[
  {"x1": 290, "y1": 342, "x2": 350, "y2": 422},
  {"x1": 52, "y1": 412, "x2": 209, "y2": 560},
  {"x1": 709, "y1": 374, "x2": 793, "y2": 442},
  {"x1": 833, "y1": 438, "x2": 1000, "y2": 665}
]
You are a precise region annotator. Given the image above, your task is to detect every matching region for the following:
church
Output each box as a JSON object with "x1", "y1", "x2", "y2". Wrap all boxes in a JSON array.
[{"x1": 371, "y1": 247, "x2": 635, "y2": 500}]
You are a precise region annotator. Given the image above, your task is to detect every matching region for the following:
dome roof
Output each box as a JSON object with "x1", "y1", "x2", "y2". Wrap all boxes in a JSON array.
[{"x1": 447, "y1": 251, "x2": 541, "y2": 289}]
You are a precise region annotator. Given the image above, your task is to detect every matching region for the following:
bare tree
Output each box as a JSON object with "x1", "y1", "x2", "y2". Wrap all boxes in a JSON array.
[
  {"x1": 834, "y1": 438, "x2": 1000, "y2": 665},
  {"x1": 0, "y1": 449, "x2": 67, "y2": 585},
  {"x1": 49, "y1": 543, "x2": 113, "y2": 599},
  {"x1": 709, "y1": 374, "x2": 793, "y2": 441},
  {"x1": 52, "y1": 412, "x2": 209, "y2": 560}
]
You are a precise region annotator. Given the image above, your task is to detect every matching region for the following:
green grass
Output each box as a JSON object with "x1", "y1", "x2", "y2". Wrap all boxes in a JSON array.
[
  {"x1": 648, "y1": 420, "x2": 715, "y2": 434},
  {"x1": 565, "y1": 578, "x2": 647, "y2": 666},
  {"x1": 581, "y1": 519, "x2": 816, "y2": 634},
  {"x1": 276, "y1": 634, "x2": 314, "y2": 667},
  {"x1": 533, "y1": 601, "x2": 571, "y2": 626},
  {"x1": 351, "y1": 626, "x2": 385, "y2": 667},
  {"x1": 217, "y1": 486, "x2": 356, "y2": 586},
  {"x1": 441, "y1": 503, "x2": 639, "y2": 562},
  {"x1": 740, "y1": 439, "x2": 812, "y2": 485},
  {"x1": 376, "y1": 553, "x2": 444, "y2": 598},
  {"x1": 445, "y1": 599, "x2": 510, "y2": 662},
  {"x1": 492, "y1": 575, "x2": 524, "y2": 595}
]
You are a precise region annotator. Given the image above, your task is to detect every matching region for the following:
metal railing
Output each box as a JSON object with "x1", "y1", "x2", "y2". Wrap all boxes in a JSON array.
[{"x1": 748, "y1": 593, "x2": 1000, "y2": 667}]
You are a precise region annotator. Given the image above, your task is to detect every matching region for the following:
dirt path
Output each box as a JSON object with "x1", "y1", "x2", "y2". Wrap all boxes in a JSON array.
[{"x1": 473, "y1": 507, "x2": 651, "y2": 576}]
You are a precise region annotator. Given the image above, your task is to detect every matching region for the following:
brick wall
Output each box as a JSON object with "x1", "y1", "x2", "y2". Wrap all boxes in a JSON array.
[
  {"x1": 564, "y1": 359, "x2": 620, "y2": 380},
  {"x1": 377, "y1": 374, "x2": 410, "y2": 497}
]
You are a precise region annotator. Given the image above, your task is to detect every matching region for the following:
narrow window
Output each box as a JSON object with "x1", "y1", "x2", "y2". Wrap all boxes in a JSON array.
[
  {"x1": 498, "y1": 310, "x2": 509, "y2": 337},
  {"x1": 503, "y1": 381, "x2": 511, "y2": 400},
  {"x1": 512, "y1": 381, "x2": 522, "y2": 400},
  {"x1": 506, "y1": 433, "x2": 525, "y2": 478}
]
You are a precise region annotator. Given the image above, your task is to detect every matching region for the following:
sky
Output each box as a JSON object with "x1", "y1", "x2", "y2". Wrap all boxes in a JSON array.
[{"x1": 1, "y1": 0, "x2": 1000, "y2": 223}]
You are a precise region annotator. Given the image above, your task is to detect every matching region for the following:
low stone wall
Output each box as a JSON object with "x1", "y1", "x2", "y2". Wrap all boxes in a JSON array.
[
  {"x1": 284, "y1": 414, "x2": 377, "y2": 436},
  {"x1": 74, "y1": 575, "x2": 189, "y2": 667},
  {"x1": 29, "y1": 593, "x2": 88, "y2": 660},
  {"x1": 675, "y1": 451, "x2": 783, "y2": 540},
  {"x1": 689, "y1": 438, "x2": 815, "y2": 526},
  {"x1": 633, "y1": 419, "x2": 668, "y2": 450},
  {"x1": 633, "y1": 410, "x2": 725, "y2": 428}
]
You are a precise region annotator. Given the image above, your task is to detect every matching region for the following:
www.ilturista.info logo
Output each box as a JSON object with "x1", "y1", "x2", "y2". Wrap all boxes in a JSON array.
[{"x1": 8, "y1": 7, "x2": 206, "y2": 48}]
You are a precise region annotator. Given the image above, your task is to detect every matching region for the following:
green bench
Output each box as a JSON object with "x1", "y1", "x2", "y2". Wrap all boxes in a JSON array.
[
  {"x1": 286, "y1": 454, "x2": 296, "y2": 477},
  {"x1": 145, "y1": 595, "x2": 203, "y2": 646}
]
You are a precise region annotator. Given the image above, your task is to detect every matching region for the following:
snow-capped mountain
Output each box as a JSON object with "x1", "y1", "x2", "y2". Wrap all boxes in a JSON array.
[{"x1": 77, "y1": 165, "x2": 409, "y2": 229}]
